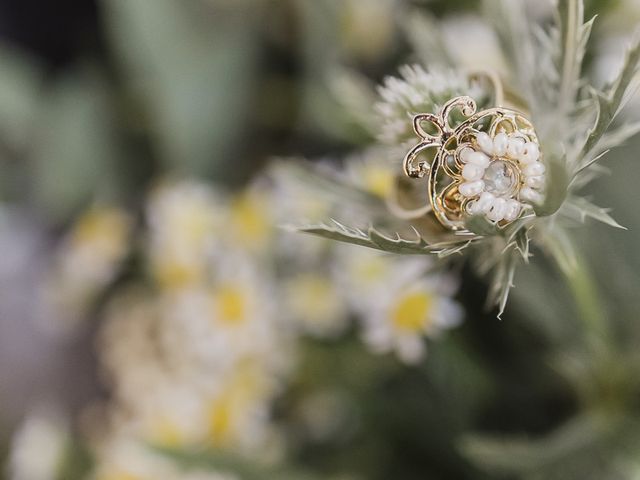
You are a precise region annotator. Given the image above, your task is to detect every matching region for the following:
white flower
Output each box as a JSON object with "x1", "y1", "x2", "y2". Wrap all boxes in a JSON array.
[
  {"x1": 360, "y1": 273, "x2": 463, "y2": 364},
  {"x1": 146, "y1": 180, "x2": 222, "y2": 291},
  {"x1": 376, "y1": 65, "x2": 486, "y2": 145},
  {"x1": 331, "y1": 244, "x2": 462, "y2": 363},
  {"x1": 158, "y1": 251, "x2": 284, "y2": 377},
  {"x1": 8, "y1": 406, "x2": 68, "y2": 480},
  {"x1": 45, "y1": 206, "x2": 131, "y2": 332},
  {"x1": 282, "y1": 272, "x2": 349, "y2": 338},
  {"x1": 440, "y1": 15, "x2": 508, "y2": 75},
  {"x1": 334, "y1": 244, "x2": 429, "y2": 315}
]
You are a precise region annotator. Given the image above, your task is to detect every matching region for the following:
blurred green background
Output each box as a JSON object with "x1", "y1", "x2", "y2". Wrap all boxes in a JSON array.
[{"x1": 1, "y1": 1, "x2": 640, "y2": 479}]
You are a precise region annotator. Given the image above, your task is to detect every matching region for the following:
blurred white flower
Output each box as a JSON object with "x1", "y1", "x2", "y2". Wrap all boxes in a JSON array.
[
  {"x1": 159, "y1": 251, "x2": 283, "y2": 376},
  {"x1": 45, "y1": 206, "x2": 131, "y2": 332},
  {"x1": 376, "y1": 65, "x2": 486, "y2": 145},
  {"x1": 146, "y1": 180, "x2": 222, "y2": 291},
  {"x1": 339, "y1": 0, "x2": 398, "y2": 61},
  {"x1": 360, "y1": 274, "x2": 463, "y2": 364},
  {"x1": 282, "y1": 272, "x2": 349, "y2": 338},
  {"x1": 8, "y1": 406, "x2": 68, "y2": 480},
  {"x1": 440, "y1": 15, "x2": 507, "y2": 75},
  {"x1": 333, "y1": 245, "x2": 462, "y2": 363}
]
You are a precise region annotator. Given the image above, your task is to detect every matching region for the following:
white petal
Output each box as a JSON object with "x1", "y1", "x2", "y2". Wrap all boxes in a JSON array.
[
  {"x1": 458, "y1": 180, "x2": 484, "y2": 197},
  {"x1": 468, "y1": 151, "x2": 490, "y2": 168},
  {"x1": 525, "y1": 175, "x2": 545, "y2": 188},
  {"x1": 462, "y1": 163, "x2": 484, "y2": 180},
  {"x1": 476, "y1": 132, "x2": 494, "y2": 155},
  {"x1": 503, "y1": 199, "x2": 522, "y2": 221},
  {"x1": 521, "y1": 142, "x2": 540, "y2": 163},
  {"x1": 397, "y1": 336, "x2": 425, "y2": 364},
  {"x1": 520, "y1": 186, "x2": 544, "y2": 204},
  {"x1": 524, "y1": 162, "x2": 546, "y2": 176},
  {"x1": 507, "y1": 137, "x2": 525, "y2": 159},
  {"x1": 493, "y1": 132, "x2": 508, "y2": 156},
  {"x1": 487, "y1": 197, "x2": 507, "y2": 222}
]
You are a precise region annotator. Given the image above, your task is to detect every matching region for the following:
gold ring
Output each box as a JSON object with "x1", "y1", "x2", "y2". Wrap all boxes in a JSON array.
[{"x1": 401, "y1": 95, "x2": 545, "y2": 231}]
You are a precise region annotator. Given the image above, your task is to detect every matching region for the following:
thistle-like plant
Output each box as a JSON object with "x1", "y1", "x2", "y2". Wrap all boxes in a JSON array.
[{"x1": 296, "y1": 0, "x2": 640, "y2": 316}]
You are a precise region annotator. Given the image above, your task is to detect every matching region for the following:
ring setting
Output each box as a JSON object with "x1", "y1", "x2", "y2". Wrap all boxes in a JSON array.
[{"x1": 402, "y1": 96, "x2": 545, "y2": 231}]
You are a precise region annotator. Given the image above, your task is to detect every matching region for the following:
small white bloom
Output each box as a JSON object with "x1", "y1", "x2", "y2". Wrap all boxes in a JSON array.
[
  {"x1": 8, "y1": 407, "x2": 68, "y2": 480},
  {"x1": 359, "y1": 274, "x2": 463, "y2": 364},
  {"x1": 282, "y1": 272, "x2": 349, "y2": 338}
]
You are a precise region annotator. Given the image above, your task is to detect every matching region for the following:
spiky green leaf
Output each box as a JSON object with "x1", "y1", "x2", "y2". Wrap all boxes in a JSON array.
[
  {"x1": 297, "y1": 221, "x2": 473, "y2": 256},
  {"x1": 580, "y1": 33, "x2": 640, "y2": 159}
]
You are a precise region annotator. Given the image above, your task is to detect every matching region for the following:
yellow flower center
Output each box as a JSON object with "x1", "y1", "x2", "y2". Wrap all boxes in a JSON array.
[
  {"x1": 231, "y1": 194, "x2": 271, "y2": 247},
  {"x1": 354, "y1": 256, "x2": 388, "y2": 283},
  {"x1": 208, "y1": 398, "x2": 234, "y2": 448},
  {"x1": 152, "y1": 259, "x2": 203, "y2": 290},
  {"x1": 392, "y1": 292, "x2": 433, "y2": 332},
  {"x1": 97, "y1": 472, "x2": 142, "y2": 480},
  {"x1": 72, "y1": 208, "x2": 129, "y2": 257},
  {"x1": 288, "y1": 275, "x2": 338, "y2": 321},
  {"x1": 149, "y1": 416, "x2": 183, "y2": 448},
  {"x1": 362, "y1": 167, "x2": 394, "y2": 198},
  {"x1": 215, "y1": 285, "x2": 247, "y2": 325}
]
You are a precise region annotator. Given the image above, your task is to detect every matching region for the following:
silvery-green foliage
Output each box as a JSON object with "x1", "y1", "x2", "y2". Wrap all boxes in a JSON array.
[{"x1": 298, "y1": 0, "x2": 640, "y2": 316}]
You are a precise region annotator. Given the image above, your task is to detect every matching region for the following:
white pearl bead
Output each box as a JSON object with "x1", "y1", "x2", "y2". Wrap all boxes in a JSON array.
[
  {"x1": 524, "y1": 162, "x2": 546, "y2": 177},
  {"x1": 476, "y1": 132, "x2": 494, "y2": 155},
  {"x1": 458, "y1": 180, "x2": 484, "y2": 197},
  {"x1": 475, "y1": 192, "x2": 495, "y2": 214},
  {"x1": 459, "y1": 147, "x2": 474, "y2": 163},
  {"x1": 503, "y1": 199, "x2": 522, "y2": 221},
  {"x1": 493, "y1": 132, "x2": 508, "y2": 156},
  {"x1": 507, "y1": 137, "x2": 525, "y2": 159},
  {"x1": 521, "y1": 142, "x2": 540, "y2": 163},
  {"x1": 520, "y1": 186, "x2": 544, "y2": 204},
  {"x1": 462, "y1": 162, "x2": 484, "y2": 181},
  {"x1": 466, "y1": 200, "x2": 481, "y2": 214},
  {"x1": 468, "y1": 151, "x2": 490, "y2": 168},
  {"x1": 525, "y1": 175, "x2": 545, "y2": 189},
  {"x1": 487, "y1": 197, "x2": 507, "y2": 222}
]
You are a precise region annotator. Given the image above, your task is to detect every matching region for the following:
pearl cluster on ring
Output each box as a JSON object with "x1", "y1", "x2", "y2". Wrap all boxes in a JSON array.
[{"x1": 457, "y1": 131, "x2": 545, "y2": 224}]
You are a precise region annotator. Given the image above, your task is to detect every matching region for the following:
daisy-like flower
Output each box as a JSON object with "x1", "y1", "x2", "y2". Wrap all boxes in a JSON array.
[
  {"x1": 282, "y1": 272, "x2": 349, "y2": 338},
  {"x1": 158, "y1": 252, "x2": 283, "y2": 377},
  {"x1": 44, "y1": 206, "x2": 131, "y2": 332},
  {"x1": 358, "y1": 265, "x2": 462, "y2": 364},
  {"x1": 376, "y1": 64, "x2": 489, "y2": 146},
  {"x1": 298, "y1": 0, "x2": 640, "y2": 315},
  {"x1": 146, "y1": 180, "x2": 221, "y2": 291},
  {"x1": 333, "y1": 244, "x2": 462, "y2": 363}
]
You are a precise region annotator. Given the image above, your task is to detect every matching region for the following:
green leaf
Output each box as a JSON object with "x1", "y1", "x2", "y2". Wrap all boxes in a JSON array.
[
  {"x1": 464, "y1": 215, "x2": 500, "y2": 236},
  {"x1": 558, "y1": 0, "x2": 586, "y2": 112},
  {"x1": 539, "y1": 225, "x2": 579, "y2": 276},
  {"x1": 580, "y1": 32, "x2": 640, "y2": 160},
  {"x1": 401, "y1": 9, "x2": 454, "y2": 67},
  {"x1": 154, "y1": 446, "x2": 327, "y2": 480},
  {"x1": 31, "y1": 70, "x2": 122, "y2": 221},
  {"x1": 297, "y1": 221, "x2": 473, "y2": 256},
  {"x1": 513, "y1": 228, "x2": 531, "y2": 262},
  {"x1": 534, "y1": 155, "x2": 570, "y2": 217},
  {"x1": 103, "y1": 0, "x2": 258, "y2": 178},
  {"x1": 486, "y1": 247, "x2": 518, "y2": 318},
  {"x1": 562, "y1": 196, "x2": 626, "y2": 229},
  {"x1": 460, "y1": 413, "x2": 616, "y2": 477}
]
